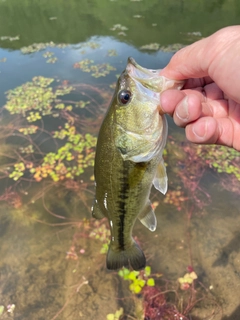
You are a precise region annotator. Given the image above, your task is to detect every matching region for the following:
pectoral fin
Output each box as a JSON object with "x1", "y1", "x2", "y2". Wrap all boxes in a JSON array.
[
  {"x1": 153, "y1": 158, "x2": 168, "y2": 195},
  {"x1": 91, "y1": 200, "x2": 105, "y2": 220},
  {"x1": 138, "y1": 201, "x2": 157, "y2": 232}
]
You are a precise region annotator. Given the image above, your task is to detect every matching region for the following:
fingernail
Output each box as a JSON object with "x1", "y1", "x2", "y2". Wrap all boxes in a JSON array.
[
  {"x1": 176, "y1": 96, "x2": 189, "y2": 120},
  {"x1": 192, "y1": 120, "x2": 207, "y2": 138}
]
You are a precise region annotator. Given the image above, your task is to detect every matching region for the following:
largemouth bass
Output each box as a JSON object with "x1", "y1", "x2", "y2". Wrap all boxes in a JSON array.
[{"x1": 92, "y1": 57, "x2": 184, "y2": 270}]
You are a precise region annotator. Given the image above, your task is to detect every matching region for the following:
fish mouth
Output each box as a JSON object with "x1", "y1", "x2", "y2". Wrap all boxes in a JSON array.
[
  {"x1": 125, "y1": 57, "x2": 161, "y2": 110},
  {"x1": 126, "y1": 57, "x2": 161, "y2": 92},
  {"x1": 126, "y1": 57, "x2": 184, "y2": 92},
  {"x1": 127, "y1": 57, "x2": 158, "y2": 78}
]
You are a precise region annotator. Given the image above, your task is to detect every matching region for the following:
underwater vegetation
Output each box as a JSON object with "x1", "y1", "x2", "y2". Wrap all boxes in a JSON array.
[
  {"x1": 140, "y1": 43, "x2": 185, "y2": 52},
  {"x1": 105, "y1": 264, "x2": 211, "y2": 320},
  {"x1": 0, "y1": 46, "x2": 239, "y2": 319},
  {"x1": 21, "y1": 42, "x2": 67, "y2": 54},
  {"x1": 3, "y1": 76, "x2": 100, "y2": 183},
  {"x1": 73, "y1": 59, "x2": 116, "y2": 78},
  {"x1": 118, "y1": 266, "x2": 156, "y2": 295},
  {"x1": 197, "y1": 144, "x2": 240, "y2": 181}
]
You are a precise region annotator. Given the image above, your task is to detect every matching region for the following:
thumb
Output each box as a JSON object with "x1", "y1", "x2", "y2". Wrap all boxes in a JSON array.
[{"x1": 160, "y1": 37, "x2": 210, "y2": 80}]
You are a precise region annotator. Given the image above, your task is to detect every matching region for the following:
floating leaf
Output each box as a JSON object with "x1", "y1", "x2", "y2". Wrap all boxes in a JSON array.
[
  {"x1": 21, "y1": 42, "x2": 67, "y2": 54},
  {"x1": 5, "y1": 76, "x2": 74, "y2": 121},
  {"x1": 107, "y1": 49, "x2": 117, "y2": 57},
  {"x1": 110, "y1": 24, "x2": 128, "y2": 31},
  {"x1": 147, "y1": 278, "x2": 155, "y2": 287},
  {"x1": 0, "y1": 305, "x2": 4, "y2": 315},
  {"x1": 140, "y1": 43, "x2": 160, "y2": 51},
  {"x1": 144, "y1": 266, "x2": 151, "y2": 277},
  {"x1": 46, "y1": 57, "x2": 58, "y2": 64},
  {"x1": 43, "y1": 51, "x2": 54, "y2": 58},
  {"x1": 74, "y1": 59, "x2": 116, "y2": 78}
]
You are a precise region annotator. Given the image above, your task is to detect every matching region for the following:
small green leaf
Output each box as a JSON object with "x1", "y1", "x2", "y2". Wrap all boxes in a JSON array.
[
  {"x1": 138, "y1": 279, "x2": 146, "y2": 287},
  {"x1": 147, "y1": 278, "x2": 155, "y2": 287},
  {"x1": 128, "y1": 271, "x2": 139, "y2": 281},
  {"x1": 0, "y1": 305, "x2": 4, "y2": 315},
  {"x1": 144, "y1": 266, "x2": 151, "y2": 276},
  {"x1": 115, "y1": 308, "x2": 123, "y2": 317},
  {"x1": 133, "y1": 284, "x2": 142, "y2": 294}
]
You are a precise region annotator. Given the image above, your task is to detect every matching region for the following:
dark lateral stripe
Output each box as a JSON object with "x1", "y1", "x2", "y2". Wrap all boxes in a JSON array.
[{"x1": 117, "y1": 165, "x2": 129, "y2": 250}]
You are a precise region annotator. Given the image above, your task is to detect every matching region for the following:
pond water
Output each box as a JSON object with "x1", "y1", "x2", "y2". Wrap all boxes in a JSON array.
[{"x1": 0, "y1": 0, "x2": 240, "y2": 319}]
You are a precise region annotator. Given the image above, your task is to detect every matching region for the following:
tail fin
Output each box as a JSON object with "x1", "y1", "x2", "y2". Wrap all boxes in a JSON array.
[{"x1": 106, "y1": 240, "x2": 146, "y2": 271}]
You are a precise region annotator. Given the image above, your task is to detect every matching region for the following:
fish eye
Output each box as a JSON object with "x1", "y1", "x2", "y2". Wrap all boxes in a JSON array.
[{"x1": 118, "y1": 90, "x2": 131, "y2": 105}]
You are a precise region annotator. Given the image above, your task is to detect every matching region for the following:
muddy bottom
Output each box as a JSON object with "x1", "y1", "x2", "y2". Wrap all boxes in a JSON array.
[{"x1": 0, "y1": 180, "x2": 240, "y2": 320}]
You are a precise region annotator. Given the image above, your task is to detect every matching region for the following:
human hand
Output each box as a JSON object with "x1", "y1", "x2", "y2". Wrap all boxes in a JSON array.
[{"x1": 160, "y1": 26, "x2": 240, "y2": 151}]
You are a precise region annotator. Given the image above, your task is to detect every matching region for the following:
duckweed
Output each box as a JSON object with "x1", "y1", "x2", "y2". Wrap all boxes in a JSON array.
[{"x1": 118, "y1": 266, "x2": 155, "y2": 294}]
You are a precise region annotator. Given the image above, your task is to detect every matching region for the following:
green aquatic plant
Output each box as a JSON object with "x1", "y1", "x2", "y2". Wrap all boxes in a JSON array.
[
  {"x1": 0, "y1": 35, "x2": 19, "y2": 41},
  {"x1": 89, "y1": 220, "x2": 110, "y2": 254},
  {"x1": 0, "y1": 304, "x2": 15, "y2": 317},
  {"x1": 109, "y1": 82, "x2": 116, "y2": 89},
  {"x1": 107, "y1": 49, "x2": 118, "y2": 56},
  {"x1": 4, "y1": 77, "x2": 98, "y2": 183},
  {"x1": 117, "y1": 266, "x2": 190, "y2": 319},
  {"x1": 29, "y1": 127, "x2": 96, "y2": 182},
  {"x1": 178, "y1": 271, "x2": 198, "y2": 291},
  {"x1": 106, "y1": 308, "x2": 123, "y2": 320},
  {"x1": 140, "y1": 43, "x2": 185, "y2": 52},
  {"x1": 73, "y1": 59, "x2": 116, "y2": 78},
  {"x1": 118, "y1": 266, "x2": 155, "y2": 294},
  {"x1": 164, "y1": 138, "x2": 240, "y2": 210},
  {"x1": 9, "y1": 162, "x2": 25, "y2": 181},
  {"x1": 159, "y1": 43, "x2": 185, "y2": 52},
  {"x1": 75, "y1": 100, "x2": 90, "y2": 108},
  {"x1": 5, "y1": 76, "x2": 73, "y2": 120},
  {"x1": 42, "y1": 51, "x2": 54, "y2": 58},
  {"x1": 46, "y1": 57, "x2": 58, "y2": 64},
  {"x1": 140, "y1": 43, "x2": 160, "y2": 50},
  {"x1": 21, "y1": 42, "x2": 67, "y2": 54},
  {"x1": 110, "y1": 24, "x2": 128, "y2": 31},
  {"x1": 19, "y1": 144, "x2": 34, "y2": 154},
  {"x1": 0, "y1": 306, "x2": 4, "y2": 316},
  {"x1": 196, "y1": 144, "x2": 240, "y2": 181},
  {"x1": 18, "y1": 126, "x2": 38, "y2": 135},
  {"x1": 42, "y1": 51, "x2": 58, "y2": 63},
  {"x1": 73, "y1": 59, "x2": 93, "y2": 72},
  {"x1": 79, "y1": 41, "x2": 101, "y2": 50}
]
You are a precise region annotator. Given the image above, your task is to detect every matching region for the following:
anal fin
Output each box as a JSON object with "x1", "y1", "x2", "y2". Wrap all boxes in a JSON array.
[
  {"x1": 153, "y1": 158, "x2": 168, "y2": 195},
  {"x1": 138, "y1": 201, "x2": 157, "y2": 232}
]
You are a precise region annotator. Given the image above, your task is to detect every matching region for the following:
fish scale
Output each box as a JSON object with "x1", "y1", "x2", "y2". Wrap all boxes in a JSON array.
[{"x1": 92, "y1": 57, "x2": 184, "y2": 270}]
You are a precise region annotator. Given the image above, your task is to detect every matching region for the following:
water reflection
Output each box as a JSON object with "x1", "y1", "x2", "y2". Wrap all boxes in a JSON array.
[{"x1": 0, "y1": 0, "x2": 240, "y2": 50}]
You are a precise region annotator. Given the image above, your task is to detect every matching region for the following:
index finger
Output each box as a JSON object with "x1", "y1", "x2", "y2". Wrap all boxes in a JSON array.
[
  {"x1": 183, "y1": 77, "x2": 213, "y2": 89},
  {"x1": 160, "y1": 37, "x2": 210, "y2": 80}
]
